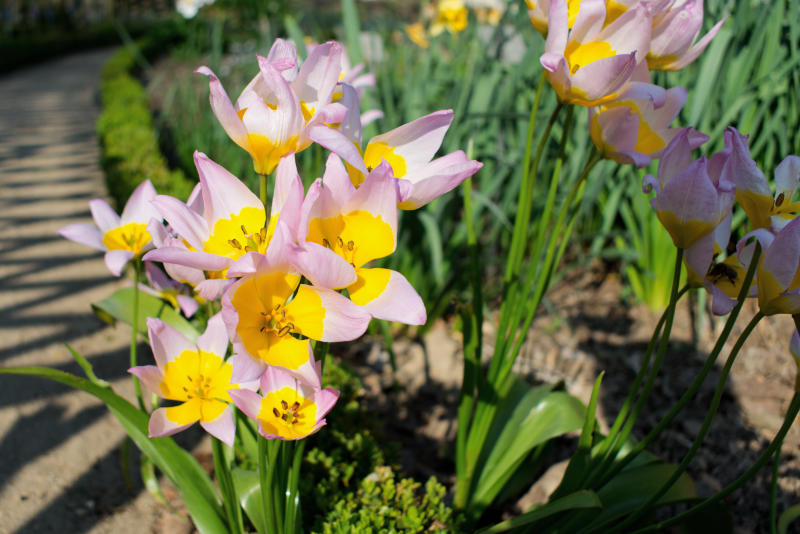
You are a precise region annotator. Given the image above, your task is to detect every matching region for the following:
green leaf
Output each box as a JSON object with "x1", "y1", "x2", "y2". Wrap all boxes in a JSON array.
[
  {"x1": 232, "y1": 467, "x2": 266, "y2": 534},
  {"x1": 779, "y1": 503, "x2": 800, "y2": 534},
  {"x1": 141, "y1": 454, "x2": 169, "y2": 506},
  {"x1": 471, "y1": 378, "x2": 585, "y2": 512},
  {"x1": 0, "y1": 366, "x2": 226, "y2": 533},
  {"x1": 590, "y1": 462, "x2": 696, "y2": 528},
  {"x1": 66, "y1": 343, "x2": 109, "y2": 386},
  {"x1": 92, "y1": 287, "x2": 198, "y2": 342},
  {"x1": 476, "y1": 490, "x2": 602, "y2": 534}
]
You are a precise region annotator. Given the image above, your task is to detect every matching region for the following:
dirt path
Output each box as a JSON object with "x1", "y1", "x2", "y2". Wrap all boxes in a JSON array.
[{"x1": 0, "y1": 49, "x2": 170, "y2": 534}]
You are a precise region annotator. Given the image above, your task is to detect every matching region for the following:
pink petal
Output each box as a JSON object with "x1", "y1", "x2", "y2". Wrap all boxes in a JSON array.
[
  {"x1": 290, "y1": 241, "x2": 357, "y2": 289},
  {"x1": 89, "y1": 198, "x2": 120, "y2": 233},
  {"x1": 266, "y1": 38, "x2": 299, "y2": 78},
  {"x1": 544, "y1": 0, "x2": 568, "y2": 55},
  {"x1": 200, "y1": 405, "x2": 236, "y2": 447},
  {"x1": 151, "y1": 194, "x2": 209, "y2": 250},
  {"x1": 197, "y1": 312, "x2": 229, "y2": 356},
  {"x1": 176, "y1": 295, "x2": 199, "y2": 318},
  {"x1": 570, "y1": 53, "x2": 637, "y2": 102},
  {"x1": 272, "y1": 154, "x2": 304, "y2": 234},
  {"x1": 196, "y1": 278, "x2": 233, "y2": 300},
  {"x1": 293, "y1": 41, "x2": 343, "y2": 110},
  {"x1": 313, "y1": 387, "x2": 340, "y2": 420},
  {"x1": 310, "y1": 286, "x2": 371, "y2": 342},
  {"x1": 668, "y1": 17, "x2": 726, "y2": 70},
  {"x1": 721, "y1": 128, "x2": 769, "y2": 197},
  {"x1": 774, "y1": 155, "x2": 800, "y2": 198},
  {"x1": 104, "y1": 249, "x2": 133, "y2": 277},
  {"x1": 357, "y1": 268, "x2": 427, "y2": 325},
  {"x1": 321, "y1": 152, "x2": 357, "y2": 206},
  {"x1": 260, "y1": 365, "x2": 302, "y2": 394},
  {"x1": 128, "y1": 365, "x2": 163, "y2": 396},
  {"x1": 683, "y1": 231, "x2": 714, "y2": 281},
  {"x1": 58, "y1": 223, "x2": 104, "y2": 251},
  {"x1": 195, "y1": 66, "x2": 250, "y2": 149},
  {"x1": 595, "y1": 4, "x2": 651, "y2": 58},
  {"x1": 121, "y1": 179, "x2": 159, "y2": 224},
  {"x1": 346, "y1": 161, "x2": 399, "y2": 242},
  {"x1": 195, "y1": 151, "x2": 263, "y2": 226},
  {"x1": 763, "y1": 218, "x2": 800, "y2": 289},
  {"x1": 148, "y1": 407, "x2": 193, "y2": 438},
  {"x1": 400, "y1": 153, "x2": 483, "y2": 209},
  {"x1": 309, "y1": 124, "x2": 368, "y2": 175},
  {"x1": 229, "y1": 389, "x2": 263, "y2": 421},
  {"x1": 147, "y1": 317, "x2": 195, "y2": 369},
  {"x1": 143, "y1": 246, "x2": 232, "y2": 272},
  {"x1": 228, "y1": 353, "x2": 265, "y2": 385},
  {"x1": 569, "y1": 0, "x2": 606, "y2": 44},
  {"x1": 368, "y1": 109, "x2": 454, "y2": 172}
]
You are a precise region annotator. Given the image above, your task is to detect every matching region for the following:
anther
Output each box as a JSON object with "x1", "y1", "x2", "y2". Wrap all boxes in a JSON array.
[
  {"x1": 228, "y1": 238, "x2": 242, "y2": 249},
  {"x1": 260, "y1": 227, "x2": 268, "y2": 240},
  {"x1": 281, "y1": 400, "x2": 289, "y2": 410},
  {"x1": 322, "y1": 238, "x2": 331, "y2": 249},
  {"x1": 278, "y1": 324, "x2": 291, "y2": 336},
  {"x1": 337, "y1": 236, "x2": 344, "y2": 248},
  {"x1": 292, "y1": 401, "x2": 300, "y2": 410},
  {"x1": 776, "y1": 192, "x2": 786, "y2": 207},
  {"x1": 241, "y1": 224, "x2": 248, "y2": 235},
  {"x1": 347, "y1": 240, "x2": 354, "y2": 251},
  {"x1": 272, "y1": 407, "x2": 281, "y2": 418}
]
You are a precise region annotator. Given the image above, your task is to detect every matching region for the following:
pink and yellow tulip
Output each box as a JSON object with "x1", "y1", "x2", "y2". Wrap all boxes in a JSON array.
[
  {"x1": 299, "y1": 156, "x2": 427, "y2": 325},
  {"x1": 644, "y1": 128, "x2": 734, "y2": 249},
  {"x1": 230, "y1": 365, "x2": 338, "y2": 441},
  {"x1": 197, "y1": 40, "x2": 346, "y2": 174},
  {"x1": 129, "y1": 314, "x2": 249, "y2": 446},
  {"x1": 539, "y1": 0, "x2": 651, "y2": 106},
  {"x1": 647, "y1": 0, "x2": 726, "y2": 71},
  {"x1": 59, "y1": 179, "x2": 160, "y2": 276}
]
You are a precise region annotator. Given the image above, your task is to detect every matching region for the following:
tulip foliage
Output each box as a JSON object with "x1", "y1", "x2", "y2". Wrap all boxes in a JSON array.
[{"x1": 4, "y1": 0, "x2": 800, "y2": 532}]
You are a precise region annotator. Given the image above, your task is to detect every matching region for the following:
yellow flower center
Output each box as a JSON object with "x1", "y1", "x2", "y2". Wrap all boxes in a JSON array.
[
  {"x1": 102, "y1": 222, "x2": 151, "y2": 255},
  {"x1": 363, "y1": 142, "x2": 408, "y2": 178},
  {"x1": 202, "y1": 207, "x2": 275, "y2": 268},
  {"x1": 160, "y1": 349, "x2": 237, "y2": 425},
  {"x1": 564, "y1": 40, "x2": 617, "y2": 76},
  {"x1": 259, "y1": 387, "x2": 317, "y2": 439},
  {"x1": 307, "y1": 210, "x2": 395, "y2": 269}
]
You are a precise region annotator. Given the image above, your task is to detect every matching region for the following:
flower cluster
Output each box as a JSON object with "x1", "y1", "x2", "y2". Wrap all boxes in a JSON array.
[
  {"x1": 537, "y1": 0, "x2": 725, "y2": 167},
  {"x1": 60, "y1": 38, "x2": 482, "y2": 445},
  {"x1": 644, "y1": 127, "x2": 800, "y2": 316}
]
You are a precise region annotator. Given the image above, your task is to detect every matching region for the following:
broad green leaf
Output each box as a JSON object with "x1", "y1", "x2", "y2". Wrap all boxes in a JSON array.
[
  {"x1": 92, "y1": 287, "x2": 199, "y2": 342},
  {"x1": 0, "y1": 366, "x2": 226, "y2": 534},
  {"x1": 476, "y1": 490, "x2": 602, "y2": 534},
  {"x1": 232, "y1": 467, "x2": 266, "y2": 534},
  {"x1": 779, "y1": 503, "x2": 800, "y2": 534},
  {"x1": 471, "y1": 378, "x2": 585, "y2": 511}
]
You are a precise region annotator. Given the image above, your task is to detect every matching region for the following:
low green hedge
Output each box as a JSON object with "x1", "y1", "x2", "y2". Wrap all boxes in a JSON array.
[{"x1": 97, "y1": 32, "x2": 195, "y2": 209}]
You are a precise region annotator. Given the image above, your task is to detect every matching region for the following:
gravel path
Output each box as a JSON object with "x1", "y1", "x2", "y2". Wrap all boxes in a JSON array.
[{"x1": 0, "y1": 49, "x2": 168, "y2": 534}]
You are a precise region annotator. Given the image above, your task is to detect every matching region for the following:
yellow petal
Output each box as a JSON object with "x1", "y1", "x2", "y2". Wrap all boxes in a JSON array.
[{"x1": 348, "y1": 268, "x2": 392, "y2": 306}]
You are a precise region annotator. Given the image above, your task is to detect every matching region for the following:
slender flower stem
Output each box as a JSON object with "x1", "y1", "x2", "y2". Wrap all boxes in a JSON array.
[
  {"x1": 770, "y1": 433, "x2": 784, "y2": 534},
  {"x1": 630, "y1": 393, "x2": 800, "y2": 534},
  {"x1": 314, "y1": 341, "x2": 329, "y2": 377},
  {"x1": 284, "y1": 440, "x2": 305, "y2": 534},
  {"x1": 258, "y1": 436, "x2": 276, "y2": 534},
  {"x1": 212, "y1": 437, "x2": 243, "y2": 534},
  {"x1": 591, "y1": 244, "x2": 763, "y2": 490},
  {"x1": 607, "y1": 312, "x2": 764, "y2": 533},
  {"x1": 259, "y1": 172, "x2": 269, "y2": 215},
  {"x1": 131, "y1": 259, "x2": 145, "y2": 411}
]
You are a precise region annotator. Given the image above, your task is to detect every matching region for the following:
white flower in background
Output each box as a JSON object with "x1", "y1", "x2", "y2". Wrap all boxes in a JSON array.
[{"x1": 177, "y1": 0, "x2": 215, "y2": 19}]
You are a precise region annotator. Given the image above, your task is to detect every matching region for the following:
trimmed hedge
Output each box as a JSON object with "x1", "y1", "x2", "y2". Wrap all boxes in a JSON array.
[{"x1": 97, "y1": 34, "x2": 195, "y2": 209}]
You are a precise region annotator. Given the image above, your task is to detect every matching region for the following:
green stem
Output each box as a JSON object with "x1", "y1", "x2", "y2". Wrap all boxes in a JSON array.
[
  {"x1": 608, "y1": 312, "x2": 764, "y2": 533},
  {"x1": 631, "y1": 393, "x2": 800, "y2": 534},
  {"x1": 131, "y1": 259, "x2": 145, "y2": 411},
  {"x1": 591, "y1": 244, "x2": 762, "y2": 489},
  {"x1": 771, "y1": 433, "x2": 784, "y2": 534},
  {"x1": 258, "y1": 436, "x2": 275, "y2": 534},
  {"x1": 268, "y1": 439, "x2": 285, "y2": 530},
  {"x1": 212, "y1": 437, "x2": 243, "y2": 534},
  {"x1": 284, "y1": 440, "x2": 305, "y2": 534},
  {"x1": 314, "y1": 341, "x2": 329, "y2": 377},
  {"x1": 259, "y1": 172, "x2": 268, "y2": 212}
]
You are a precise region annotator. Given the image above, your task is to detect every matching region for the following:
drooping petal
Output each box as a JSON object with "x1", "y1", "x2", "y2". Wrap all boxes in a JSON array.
[
  {"x1": 196, "y1": 279, "x2": 233, "y2": 301},
  {"x1": 349, "y1": 268, "x2": 426, "y2": 325},
  {"x1": 58, "y1": 223, "x2": 104, "y2": 251},
  {"x1": 195, "y1": 66, "x2": 250, "y2": 150},
  {"x1": 148, "y1": 407, "x2": 194, "y2": 438},
  {"x1": 397, "y1": 151, "x2": 483, "y2": 209},
  {"x1": 128, "y1": 365, "x2": 164, "y2": 396},
  {"x1": 200, "y1": 405, "x2": 236, "y2": 447},
  {"x1": 308, "y1": 124, "x2": 368, "y2": 175},
  {"x1": 104, "y1": 249, "x2": 134, "y2": 277}
]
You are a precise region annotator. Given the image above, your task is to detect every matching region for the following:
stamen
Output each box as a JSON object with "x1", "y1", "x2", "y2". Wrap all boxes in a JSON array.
[
  {"x1": 776, "y1": 193, "x2": 785, "y2": 207},
  {"x1": 322, "y1": 238, "x2": 331, "y2": 249},
  {"x1": 241, "y1": 224, "x2": 248, "y2": 235},
  {"x1": 272, "y1": 407, "x2": 281, "y2": 418},
  {"x1": 278, "y1": 324, "x2": 291, "y2": 336},
  {"x1": 292, "y1": 401, "x2": 300, "y2": 410},
  {"x1": 337, "y1": 236, "x2": 344, "y2": 248},
  {"x1": 347, "y1": 240, "x2": 355, "y2": 251},
  {"x1": 281, "y1": 400, "x2": 289, "y2": 410},
  {"x1": 228, "y1": 238, "x2": 242, "y2": 249}
]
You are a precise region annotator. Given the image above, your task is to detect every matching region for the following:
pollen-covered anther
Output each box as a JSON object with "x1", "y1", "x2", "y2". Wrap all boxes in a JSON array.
[{"x1": 273, "y1": 398, "x2": 303, "y2": 425}]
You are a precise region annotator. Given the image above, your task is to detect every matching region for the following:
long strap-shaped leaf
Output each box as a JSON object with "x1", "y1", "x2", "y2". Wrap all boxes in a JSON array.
[{"x1": 0, "y1": 366, "x2": 227, "y2": 534}]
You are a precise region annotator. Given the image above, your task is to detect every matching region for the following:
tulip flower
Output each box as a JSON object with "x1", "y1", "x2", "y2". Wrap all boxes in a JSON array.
[
  {"x1": 589, "y1": 84, "x2": 696, "y2": 167},
  {"x1": 526, "y1": 0, "x2": 582, "y2": 36},
  {"x1": 299, "y1": 155, "x2": 427, "y2": 325},
  {"x1": 230, "y1": 365, "x2": 338, "y2": 441},
  {"x1": 196, "y1": 40, "x2": 346, "y2": 174},
  {"x1": 644, "y1": 128, "x2": 735, "y2": 249},
  {"x1": 311, "y1": 102, "x2": 482, "y2": 210},
  {"x1": 540, "y1": 0, "x2": 651, "y2": 106},
  {"x1": 140, "y1": 262, "x2": 201, "y2": 318},
  {"x1": 648, "y1": 0, "x2": 727, "y2": 71},
  {"x1": 221, "y1": 223, "x2": 371, "y2": 384},
  {"x1": 143, "y1": 152, "x2": 305, "y2": 299},
  {"x1": 430, "y1": 0, "x2": 469, "y2": 36},
  {"x1": 59, "y1": 179, "x2": 159, "y2": 276},
  {"x1": 129, "y1": 314, "x2": 249, "y2": 446},
  {"x1": 739, "y1": 217, "x2": 800, "y2": 316},
  {"x1": 723, "y1": 128, "x2": 800, "y2": 231}
]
